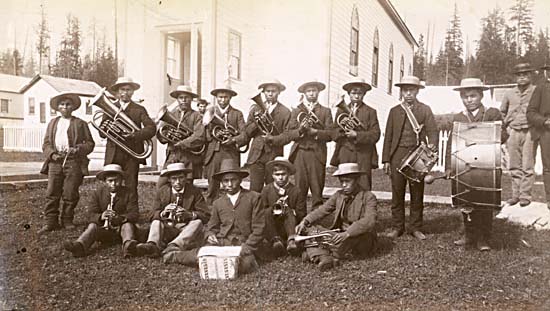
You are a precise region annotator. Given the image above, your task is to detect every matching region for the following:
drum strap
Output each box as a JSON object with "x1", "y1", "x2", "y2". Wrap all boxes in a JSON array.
[{"x1": 400, "y1": 103, "x2": 423, "y2": 145}]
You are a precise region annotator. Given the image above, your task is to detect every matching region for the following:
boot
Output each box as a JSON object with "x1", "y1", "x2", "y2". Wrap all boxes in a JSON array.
[
  {"x1": 163, "y1": 249, "x2": 199, "y2": 266},
  {"x1": 272, "y1": 237, "x2": 286, "y2": 258},
  {"x1": 38, "y1": 218, "x2": 61, "y2": 235},
  {"x1": 61, "y1": 202, "x2": 76, "y2": 230},
  {"x1": 286, "y1": 239, "x2": 299, "y2": 256},
  {"x1": 136, "y1": 242, "x2": 161, "y2": 258},
  {"x1": 63, "y1": 241, "x2": 86, "y2": 257},
  {"x1": 317, "y1": 255, "x2": 334, "y2": 272},
  {"x1": 476, "y1": 237, "x2": 491, "y2": 251},
  {"x1": 122, "y1": 240, "x2": 138, "y2": 258}
]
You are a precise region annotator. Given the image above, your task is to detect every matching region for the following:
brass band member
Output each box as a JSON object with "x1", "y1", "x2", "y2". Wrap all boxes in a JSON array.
[
  {"x1": 382, "y1": 76, "x2": 438, "y2": 240},
  {"x1": 156, "y1": 85, "x2": 205, "y2": 188},
  {"x1": 102, "y1": 77, "x2": 156, "y2": 198},
  {"x1": 295, "y1": 163, "x2": 378, "y2": 271},
  {"x1": 40, "y1": 92, "x2": 95, "y2": 233},
  {"x1": 286, "y1": 80, "x2": 334, "y2": 211},
  {"x1": 446, "y1": 78, "x2": 507, "y2": 251},
  {"x1": 196, "y1": 98, "x2": 208, "y2": 117},
  {"x1": 136, "y1": 163, "x2": 210, "y2": 259},
  {"x1": 245, "y1": 79, "x2": 291, "y2": 192},
  {"x1": 63, "y1": 165, "x2": 139, "y2": 258},
  {"x1": 261, "y1": 157, "x2": 306, "y2": 256},
  {"x1": 163, "y1": 159, "x2": 265, "y2": 274},
  {"x1": 203, "y1": 85, "x2": 248, "y2": 204},
  {"x1": 331, "y1": 77, "x2": 381, "y2": 191}
]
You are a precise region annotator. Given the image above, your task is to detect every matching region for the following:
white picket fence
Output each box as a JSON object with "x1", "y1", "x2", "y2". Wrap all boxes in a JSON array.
[{"x1": 2, "y1": 125, "x2": 47, "y2": 152}]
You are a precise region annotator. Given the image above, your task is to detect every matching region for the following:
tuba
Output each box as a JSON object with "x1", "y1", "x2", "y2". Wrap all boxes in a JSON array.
[
  {"x1": 202, "y1": 105, "x2": 249, "y2": 153},
  {"x1": 335, "y1": 100, "x2": 363, "y2": 132},
  {"x1": 251, "y1": 93, "x2": 278, "y2": 135},
  {"x1": 90, "y1": 88, "x2": 153, "y2": 159},
  {"x1": 156, "y1": 105, "x2": 205, "y2": 155}
]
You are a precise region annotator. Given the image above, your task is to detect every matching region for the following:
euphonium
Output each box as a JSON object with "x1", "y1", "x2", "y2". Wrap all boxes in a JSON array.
[
  {"x1": 251, "y1": 93, "x2": 278, "y2": 135},
  {"x1": 335, "y1": 100, "x2": 363, "y2": 132},
  {"x1": 90, "y1": 88, "x2": 153, "y2": 160},
  {"x1": 202, "y1": 105, "x2": 249, "y2": 153},
  {"x1": 156, "y1": 105, "x2": 205, "y2": 155}
]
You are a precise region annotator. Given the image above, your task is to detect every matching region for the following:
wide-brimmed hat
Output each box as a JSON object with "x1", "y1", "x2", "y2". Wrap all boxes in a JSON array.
[
  {"x1": 453, "y1": 78, "x2": 489, "y2": 91},
  {"x1": 298, "y1": 80, "x2": 326, "y2": 93},
  {"x1": 395, "y1": 75, "x2": 424, "y2": 89},
  {"x1": 170, "y1": 85, "x2": 198, "y2": 99},
  {"x1": 513, "y1": 63, "x2": 535, "y2": 74},
  {"x1": 212, "y1": 159, "x2": 249, "y2": 180},
  {"x1": 96, "y1": 164, "x2": 125, "y2": 181},
  {"x1": 342, "y1": 77, "x2": 372, "y2": 92},
  {"x1": 50, "y1": 92, "x2": 82, "y2": 111},
  {"x1": 266, "y1": 156, "x2": 296, "y2": 175},
  {"x1": 210, "y1": 85, "x2": 237, "y2": 97},
  {"x1": 332, "y1": 163, "x2": 366, "y2": 177},
  {"x1": 160, "y1": 163, "x2": 193, "y2": 177},
  {"x1": 109, "y1": 77, "x2": 141, "y2": 93},
  {"x1": 258, "y1": 79, "x2": 286, "y2": 92}
]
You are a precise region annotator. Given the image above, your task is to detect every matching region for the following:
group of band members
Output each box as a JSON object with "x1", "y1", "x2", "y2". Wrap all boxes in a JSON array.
[{"x1": 41, "y1": 64, "x2": 550, "y2": 272}]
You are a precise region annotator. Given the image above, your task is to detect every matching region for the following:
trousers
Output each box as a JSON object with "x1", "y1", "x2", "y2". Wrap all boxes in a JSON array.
[
  {"x1": 507, "y1": 128, "x2": 537, "y2": 201},
  {"x1": 293, "y1": 148, "x2": 326, "y2": 211},
  {"x1": 45, "y1": 159, "x2": 83, "y2": 224},
  {"x1": 146, "y1": 219, "x2": 204, "y2": 249}
]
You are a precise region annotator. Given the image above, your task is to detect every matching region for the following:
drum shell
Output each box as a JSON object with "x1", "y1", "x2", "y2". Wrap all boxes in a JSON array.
[
  {"x1": 398, "y1": 143, "x2": 438, "y2": 183},
  {"x1": 450, "y1": 121, "x2": 501, "y2": 209}
]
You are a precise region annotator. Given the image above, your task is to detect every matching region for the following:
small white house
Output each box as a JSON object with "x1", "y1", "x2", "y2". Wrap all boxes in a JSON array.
[{"x1": 0, "y1": 73, "x2": 30, "y2": 127}]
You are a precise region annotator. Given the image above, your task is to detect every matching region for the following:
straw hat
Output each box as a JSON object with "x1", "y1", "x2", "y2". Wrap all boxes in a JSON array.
[
  {"x1": 453, "y1": 78, "x2": 489, "y2": 91},
  {"x1": 258, "y1": 78, "x2": 286, "y2": 92},
  {"x1": 109, "y1": 77, "x2": 140, "y2": 93},
  {"x1": 266, "y1": 156, "x2": 296, "y2": 175},
  {"x1": 212, "y1": 159, "x2": 249, "y2": 180},
  {"x1": 96, "y1": 164, "x2": 125, "y2": 181},
  {"x1": 49, "y1": 92, "x2": 82, "y2": 111},
  {"x1": 170, "y1": 85, "x2": 198, "y2": 98},
  {"x1": 332, "y1": 163, "x2": 366, "y2": 177},
  {"x1": 298, "y1": 80, "x2": 326, "y2": 93},
  {"x1": 394, "y1": 75, "x2": 424, "y2": 89},
  {"x1": 160, "y1": 163, "x2": 193, "y2": 177},
  {"x1": 342, "y1": 77, "x2": 372, "y2": 92},
  {"x1": 210, "y1": 85, "x2": 238, "y2": 97}
]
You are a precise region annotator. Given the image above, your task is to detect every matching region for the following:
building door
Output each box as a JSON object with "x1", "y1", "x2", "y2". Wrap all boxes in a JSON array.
[{"x1": 39, "y1": 102, "x2": 46, "y2": 123}]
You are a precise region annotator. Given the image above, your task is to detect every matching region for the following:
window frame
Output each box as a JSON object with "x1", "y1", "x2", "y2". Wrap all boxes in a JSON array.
[
  {"x1": 400, "y1": 55, "x2": 405, "y2": 81},
  {"x1": 0, "y1": 99, "x2": 9, "y2": 113},
  {"x1": 166, "y1": 36, "x2": 180, "y2": 79},
  {"x1": 228, "y1": 29, "x2": 242, "y2": 81},
  {"x1": 372, "y1": 28, "x2": 379, "y2": 87},
  {"x1": 388, "y1": 44, "x2": 394, "y2": 94},
  {"x1": 28, "y1": 97, "x2": 35, "y2": 115},
  {"x1": 349, "y1": 6, "x2": 360, "y2": 76}
]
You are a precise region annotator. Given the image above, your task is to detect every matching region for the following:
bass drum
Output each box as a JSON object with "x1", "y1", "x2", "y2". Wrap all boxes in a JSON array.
[{"x1": 450, "y1": 121, "x2": 502, "y2": 209}]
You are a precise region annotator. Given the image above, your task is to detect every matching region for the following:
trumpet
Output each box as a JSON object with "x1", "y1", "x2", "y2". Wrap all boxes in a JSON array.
[
  {"x1": 251, "y1": 93, "x2": 278, "y2": 135},
  {"x1": 89, "y1": 88, "x2": 154, "y2": 160},
  {"x1": 272, "y1": 195, "x2": 289, "y2": 216},
  {"x1": 335, "y1": 100, "x2": 363, "y2": 132},
  {"x1": 156, "y1": 105, "x2": 205, "y2": 155},
  {"x1": 202, "y1": 105, "x2": 249, "y2": 153}
]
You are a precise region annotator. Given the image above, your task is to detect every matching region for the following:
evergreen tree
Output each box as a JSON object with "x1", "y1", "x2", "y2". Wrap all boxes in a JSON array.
[
  {"x1": 53, "y1": 14, "x2": 82, "y2": 79},
  {"x1": 413, "y1": 34, "x2": 426, "y2": 80},
  {"x1": 509, "y1": 0, "x2": 534, "y2": 56},
  {"x1": 0, "y1": 49, "x2": 23, "y2": 75},
  {"x1": 23, "y1": 50, "x2": 36, "y2": 77},
  {"x1": 36, "y1": 2, "x2": 50, "y2": 75}
]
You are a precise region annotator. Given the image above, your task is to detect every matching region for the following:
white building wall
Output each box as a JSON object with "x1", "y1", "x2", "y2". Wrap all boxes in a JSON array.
[{"x1": 0, "y1": 91, "x2": 24, "y2": 126}]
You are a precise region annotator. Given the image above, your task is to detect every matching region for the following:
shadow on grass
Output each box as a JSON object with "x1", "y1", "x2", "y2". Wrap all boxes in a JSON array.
[
  {"x1": 491, "y1": 219, "x2": 525, "y2": 250},
  {"x1": 422, "y1": 213, "x2": 463, "y2": 234}
]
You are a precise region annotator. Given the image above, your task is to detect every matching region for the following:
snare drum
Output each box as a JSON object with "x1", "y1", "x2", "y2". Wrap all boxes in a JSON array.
[
  {"x1": 450, "y1": 121, "x2": 502, "y2": 209},
  {"x1": 398, "y1": 142, "x2": 439, "y2": 183}
]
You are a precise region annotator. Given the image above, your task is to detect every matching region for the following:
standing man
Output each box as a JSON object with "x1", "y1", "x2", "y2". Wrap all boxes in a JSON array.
[
  {"x1": 501, "y1": 63, "x2": 537, "y2": 207},
  {"x1": 382, "y1": 76, "x2": 438, "y2": 240},
  {"x1": 245, "y1": 79, "x2": 291, "y2": 192},
  {"x1": 40, "y1": 92, "x2": 95, "y2": 233},
  {"x1": 203, "y1": 85, "x2": 248, "y2": 203},
  {"x1": 331, "y1": 77, "x2": 380, "y2": 192},
  {"x1": 285, "y1": 80, "x2": 333, "y2": 211},
  {"x1": 196, "y1": 99, "x2": 209, "y2": 117},
  {"x1": 527, "y1": 64, "x2": 550, "y2": 210},
  {"x1": 102, "y1": 77, "x2": 156, "y2": 198},
  {"x1": 156, "y1": 85, "x2": 205, "y2": 187}
]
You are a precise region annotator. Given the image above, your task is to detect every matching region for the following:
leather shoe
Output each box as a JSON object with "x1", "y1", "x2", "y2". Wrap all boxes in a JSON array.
[
  {"x1": 317, "y1": 255, "x2": 334, "y2": 272},
  {"x1": 272, "y1": 240, "x2": 286, "y2": 258},
  {"x1": 411, "y1": 231, "x2": 427, "y2": 240},
  {"x1": 136, "y1": 242, "x2": 160, "y2": 258},
  {"x1": 387, "y1": 229, "x2": 404, "y2": 239},
  {"x1": 506, "y1": 198, "x2": 519, "y2": 206},
  {"x1": 286, "y1": 239, "x2": 300, "y2": 256},
  {"x1": 38, "y1": 223, "x2": 60, "y2": 235},
  {"x1": 477, "y1": 240, "x2": 491, "y2": 252},
  {"x1": 519, "y1": 199, "x2": 531, "y2": 207},
  {"x1": 122, "y1": 240, "x2": 138, "y2": 258},
  {"x1": 63, "y1": 241, "x2": 86, "y2": 257}
]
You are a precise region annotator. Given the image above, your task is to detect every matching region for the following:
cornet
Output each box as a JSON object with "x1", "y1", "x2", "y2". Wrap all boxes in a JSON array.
[
  {"x1": 156, "y1": 105, "x2": 205, "y2": 155},
  {"x1": 294, "y1": 229, "x2": 342, "y2": 245},
  {"x1": 89, "y1": 88, "x2": 154, "y2": 160},
  {"x1": 160, "y1": 195, "x2": 185, "y2": 226}
]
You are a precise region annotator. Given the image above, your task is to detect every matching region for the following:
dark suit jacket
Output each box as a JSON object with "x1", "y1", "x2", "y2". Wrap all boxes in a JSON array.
[
  {"x1": 41, "y1": 116, "x2": 95, "y2": 175},
  {"x1": 445, "y1": 106, "x2": 507, "y2": 171},
  {"x1": 203, "y1": 105, "x2": 248, "y2": 165},
  {"x1": 245, "y1": 102, "x2": 291, "y2": 164},
  {"x1": 527, "y1": 80, "x2": 550, "y2": 140},
  {"x1": 206, "y1": 189, "x2": 265, "y2": 250},
  {"x1": 285, "y1": 103, "x2": 333, "y2": 165},
  {"x1": 303, "y1": 188, "x2": 377, "y2": 237},
  {"x1": 382, "y1": 100, "x2": 439, "y2": 163},
  {"x1": 150, "y1": 184, "x2": 210, "y2": 223},
  {"x1": 102, "y1": 100, "x2": 156, "y2": 165},
  {"x1": 260, "y1": 182, "x2": 307, "y2": 222},
  {"x1": 157, "y1": 108, "x2": 205, "y2": 165},
  {"x1": 88, "y1": 185, "x2": 139, "y2": 225},
  {"x1": 330, "y1": 101, "x2": 381, "y2": 167}
]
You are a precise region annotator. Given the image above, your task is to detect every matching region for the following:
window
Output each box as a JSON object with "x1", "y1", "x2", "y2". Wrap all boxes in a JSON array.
[
  {"x1": 228, "y1": 30, "x2": 242, "y2": 80},
  {"x1": 1, "y1": 99, "x2": 8, "y2": 113},
  {"x1": 28, "y1": 97, "x2": 35, "y2": 115},
  {"x1": 400, "y1": 55, "x2": 405, "y2": 81},
  {"x1": 166, "y1": 37, "x2": 180, "y2": 78},
  {"x1": 86, "y1": 99, "x2": 92, "y2": 115},
  {"x1": 388, "y1": 44, "x2": 394, "y2": 94},
  {"x1": 372, "y1": 28, "x2": 379, "y2": 87},
  {"x1": 349, "y1": 6, "x2": 359, "y2": 76}
]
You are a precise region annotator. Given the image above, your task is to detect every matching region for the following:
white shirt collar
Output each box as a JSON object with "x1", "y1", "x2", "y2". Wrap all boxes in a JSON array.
[
  {"x1": 227, "y1": 190, "x2": 241, "y2": 205},
  {"x1": 267, "y1": 101, "x2": 278, "y2": 114},
  {"x1": 217, "y1": 104, "x2": 229, "y2": 115},
  {"x1": 464, "y1": 108, "x2": 480, "y2": 117},
  {"x1": 120, "y1": 100, "x2": 130, "y2": 111},
  {"x1": 172, "y1": 186, "x2": 185, "y2": 195}
]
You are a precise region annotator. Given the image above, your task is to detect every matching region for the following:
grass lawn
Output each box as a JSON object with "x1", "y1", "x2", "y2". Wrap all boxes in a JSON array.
[{"x1": 1, "y1": 181, "x2": 550, "y2": 310}]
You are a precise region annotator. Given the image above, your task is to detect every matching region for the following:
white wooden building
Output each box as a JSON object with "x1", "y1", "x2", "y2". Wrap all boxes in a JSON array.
[
  {"x1": 0, "y1": 74, "x2": 30, "y2": 127},
  {"x1": 118, "y1": 0, "x2": 417, "y2": 166}
]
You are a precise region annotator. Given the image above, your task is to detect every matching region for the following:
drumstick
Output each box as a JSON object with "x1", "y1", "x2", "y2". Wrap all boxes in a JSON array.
[{"x1": 424, "y1": 174, "x2": 449, "y2": 184}]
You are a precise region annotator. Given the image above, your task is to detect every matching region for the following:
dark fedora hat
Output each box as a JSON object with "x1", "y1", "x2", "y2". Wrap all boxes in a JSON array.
[
  {"x1": 266, "y1": 156, "x2": 296, "y2": 175},
  {"x1": 513, "y1": 63, "x2": 535, "y2": 74},
  {"x1": 212, "y1": 159, "x2": 249, "y2": 180}
]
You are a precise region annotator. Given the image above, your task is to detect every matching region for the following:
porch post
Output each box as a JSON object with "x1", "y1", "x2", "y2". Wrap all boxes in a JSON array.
[{"x1": 190, "y1": 23, "x2": 199, "y2": 95}]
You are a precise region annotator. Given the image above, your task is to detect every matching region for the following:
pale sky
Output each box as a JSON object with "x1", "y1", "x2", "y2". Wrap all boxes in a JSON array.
[{"x1": 1, "y1": 0, "x2": 549, "y2": 62}]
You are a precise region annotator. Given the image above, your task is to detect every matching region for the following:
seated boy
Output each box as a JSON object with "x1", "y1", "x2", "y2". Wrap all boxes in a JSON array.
[
  {"x1": 63, "y1": 164, "x2": 139, "y2": 258},
  {"x1": 163, "y1": 159, "x2": 265, "y2": 273},
  {"x1": 136, "y1": 162, "x2": 210, "y2": 258},
  {"x1": 295, "y1": 163, "x2": 378, "y2": 271},
  {"x1": 261, "y1": 156, "x2": 306, "y2": 256}
]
